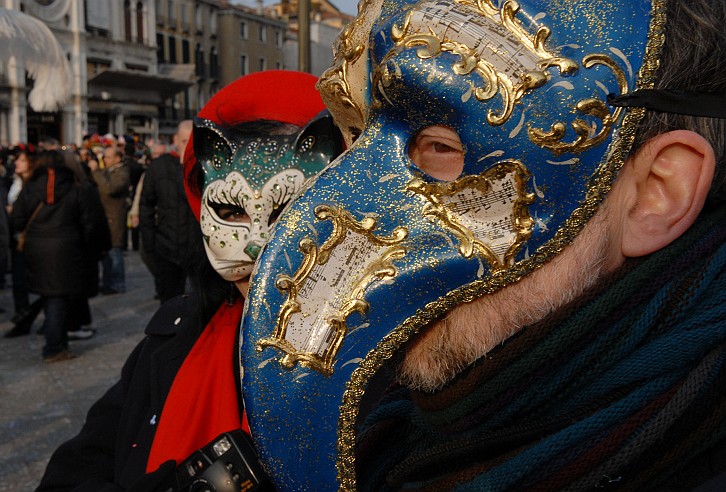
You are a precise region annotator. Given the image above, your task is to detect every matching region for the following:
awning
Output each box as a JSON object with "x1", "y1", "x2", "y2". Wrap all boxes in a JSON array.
[{"x1": 88, "y1": 69, "x2": 192, "y2": 96}]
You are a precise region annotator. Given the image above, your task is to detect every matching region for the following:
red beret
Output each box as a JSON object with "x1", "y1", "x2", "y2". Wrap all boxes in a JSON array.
[{"x1": 184, "y1": 71, "x2": 325, "y2": 219}]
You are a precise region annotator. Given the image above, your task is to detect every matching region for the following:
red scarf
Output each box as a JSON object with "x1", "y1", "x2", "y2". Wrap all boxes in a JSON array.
[{"x1": 146, "y1": 301, "x2": 250, "y2": 472}]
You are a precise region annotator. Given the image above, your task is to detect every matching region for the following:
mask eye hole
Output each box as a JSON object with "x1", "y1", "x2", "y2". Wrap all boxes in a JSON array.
[
  {"x1": 209, "y1": 202, "x2": 250, "y2": 224},
  {"x1": 408, "y1": 125, "x2": 464, "y2": 181}
]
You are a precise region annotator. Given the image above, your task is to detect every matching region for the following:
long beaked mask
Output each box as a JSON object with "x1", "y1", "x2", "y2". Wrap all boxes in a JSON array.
[
  {"x1": 194, "y1": 113, "x2": 342, "y2": 281},
  {"x1": 242, "y1": 0, "x2": 663, "y2": 489}
]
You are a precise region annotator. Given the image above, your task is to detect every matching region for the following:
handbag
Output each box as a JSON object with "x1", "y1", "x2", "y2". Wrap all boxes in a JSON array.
[{"x1": 16, "y1": 202, "x2": 44, "y2": 252}]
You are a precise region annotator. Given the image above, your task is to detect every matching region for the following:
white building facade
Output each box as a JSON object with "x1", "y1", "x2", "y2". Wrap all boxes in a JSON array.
[{"x1": 0, "y1": 0, "x2": 349, "y2": 146}]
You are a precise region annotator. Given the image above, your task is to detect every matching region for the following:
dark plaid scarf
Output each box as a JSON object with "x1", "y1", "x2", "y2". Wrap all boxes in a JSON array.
[{"x1": 356, "y1": 205, "x2": 726, "y2": 491}]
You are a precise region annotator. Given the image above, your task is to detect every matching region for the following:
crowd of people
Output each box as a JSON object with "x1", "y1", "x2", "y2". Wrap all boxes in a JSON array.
[{"x1": 0, "y1": 131, "x2": 195, "y2": 362}]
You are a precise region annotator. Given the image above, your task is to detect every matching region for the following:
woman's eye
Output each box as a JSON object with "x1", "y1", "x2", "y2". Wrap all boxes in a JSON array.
[
  {"x1": 212, "y1": 204, "x2": 250, "y2": 223},
  {"x1": 408, "y1": 126, "x2": 464, "y2": 181}
]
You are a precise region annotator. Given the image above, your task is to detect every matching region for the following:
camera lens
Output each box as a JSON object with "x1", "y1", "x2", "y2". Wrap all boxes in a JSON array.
[{"x1": 189, "y1": 479, "x2": 214, "y2": 492}]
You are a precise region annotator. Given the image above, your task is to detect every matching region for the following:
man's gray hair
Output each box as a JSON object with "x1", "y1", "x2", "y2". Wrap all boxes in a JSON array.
[
  {"x1": 630, "y1": 0, "x2": 726, "y2": 203},
  {"x1": 177, "y1": 119, "x2": 193, "y2": 135}
]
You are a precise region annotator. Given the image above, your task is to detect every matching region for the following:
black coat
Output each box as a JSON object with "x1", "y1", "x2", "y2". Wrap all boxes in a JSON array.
[
  {"x1": 139, "y1": 153, "x2": 198, "y2": 266},
  {"x1": 12, "y1": 167, "x2": 110, "y2": 298},
  {"x1": 37, "y1": 296, "x2": 209, "y2": 491}
]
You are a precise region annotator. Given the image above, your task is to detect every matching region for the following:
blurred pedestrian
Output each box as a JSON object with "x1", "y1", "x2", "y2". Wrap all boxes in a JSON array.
[
  {"x1": 149, "y1": 142, "x2": 166, "y2": 160},
  {"x1": 4, "y1": 146, "x2": 43, "y2": 338},
  {"x1": 91, "y1": 146, "x2": 130, "y2": 295},
  {"x1": 62, "y1": 150, "x2": 111, "y2": 340},
  {"x1": 123, "y1": 139, "x2": 144, "y2": 251},
  {"x1": 11, "y1": 150, "x2": 110, "y2": 362},
  {"x1": 139, "y1": 121, "x2": 198, "y2": 303}
]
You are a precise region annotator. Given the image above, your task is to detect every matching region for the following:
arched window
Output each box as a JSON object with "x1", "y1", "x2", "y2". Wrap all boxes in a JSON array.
[
  {"x1": 124, "y1": 0, "x2": 132, "y2": 42},
  {"x1": 195, "y1": 43, "x2": 205, "y2": 77},
  {"x1": 210, "y1": 47, "x2": 218, "y2": 78},
  {"x1": 136, "y1": 2, "x2": 144, "y2": 43},
  {"x1": 195, "y1": 4, "x2": 203, "y2": 31}
]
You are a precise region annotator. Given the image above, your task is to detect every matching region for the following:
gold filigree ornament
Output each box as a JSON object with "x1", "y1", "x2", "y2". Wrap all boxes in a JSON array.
[
  {"x1": 256, "y1": 205, "x2": 408, "y2": 376},
  {"x1": 374, "y1": 0, "x2": 578, "y2": 126},
  {"x1": 317, "y1": 30, "x2": 366, "y2": 135},
  {"x1": 317, "y1": 0, "x2": 382, "y2": 145},
  {"x1": 528, "y1": 54, "x2": 628, "y2": 155},
  {"x1": 408, "y1": 160, "x2": 534, "y2": 270}
]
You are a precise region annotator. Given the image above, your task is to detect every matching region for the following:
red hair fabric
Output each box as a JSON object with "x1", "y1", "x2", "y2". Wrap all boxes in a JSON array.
[{"x1": 183, "y1": 71, "x2": 325, "y2": 220}]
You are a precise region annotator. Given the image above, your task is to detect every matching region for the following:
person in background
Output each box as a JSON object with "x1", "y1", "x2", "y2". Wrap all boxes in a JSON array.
[
  {"x1": 91, "y1": 146, "x2": 130, "y2": 295},
  {"x1": 149, "y1": 141, "x2": 167, "y2": 161},
  {"x1": 138, "y1": 121, "x2": 197, "y2": 303},
  {"x1": 130, "y1": 143, "x2": 163, "y2": 297},
  {"x1": 77, "y1": 147, "x2": 97, "y2": 178},
  {"x1": 11, "y1": 150, "x2": 110, "y2": 361},
  {"x1": 123, "y1": 138, "x2": 144, "y2": 251},
  {"x1": 4, "y1": 146, "x2": 42, "y2": 338},
  {"x1": 36, "y1": 71, "x2": 342, "y2": 490},
  {"x1": 61, "y1": 150, "x2": 111, "y2": 341}
]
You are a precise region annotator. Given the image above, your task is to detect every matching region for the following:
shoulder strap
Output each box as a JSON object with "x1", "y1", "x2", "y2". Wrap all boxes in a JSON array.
[{"x1": 26, "y1": 201, "x2": 44, "y2": 228}]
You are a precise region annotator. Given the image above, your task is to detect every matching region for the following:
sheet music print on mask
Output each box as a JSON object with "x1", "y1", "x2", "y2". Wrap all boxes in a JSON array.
[
  {"x1": 410, "y1": 0, "x2": 540, "y2": 78},
  {"x1": 290, "y1": 232, "x2": 385, "y2": 356},
  {"x1": 441, "y1": 169, "x2": 523, "y2": 263},
  {"x1": 262, "y1": 213, "x2": 408, "y2": 376}
]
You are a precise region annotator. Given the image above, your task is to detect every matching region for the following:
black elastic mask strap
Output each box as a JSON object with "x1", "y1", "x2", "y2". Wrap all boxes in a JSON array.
[{"x1": 608, "y1": 89, "x2": 726, "y2": 118}]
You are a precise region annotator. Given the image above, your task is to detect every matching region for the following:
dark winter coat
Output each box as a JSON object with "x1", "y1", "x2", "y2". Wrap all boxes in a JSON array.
[
  {"x1": 139, "y1": 153, "x2": 197, "y2": 265},
  {"x1": 35, "y1": 296, "x2": 240, "y2": 491},
  {"x1": 93, "y1": 163, "x2": 130, "y2": 248},
  {"x1": 12, "y1": 166, "x2": 110, "y2": 298},
  {"x1": 124, "y1": 155, "x2": 144, "y2": 190}
]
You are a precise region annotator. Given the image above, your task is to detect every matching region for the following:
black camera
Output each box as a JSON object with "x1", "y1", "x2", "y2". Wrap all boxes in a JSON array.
[{"x1": 176, "y1": 430, "x2": 270, "y2": 492}]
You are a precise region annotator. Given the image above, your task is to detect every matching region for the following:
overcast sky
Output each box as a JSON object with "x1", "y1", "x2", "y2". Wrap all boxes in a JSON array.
[{"x1": 230, "y1": 0, "x2": 358, "y2": 17}]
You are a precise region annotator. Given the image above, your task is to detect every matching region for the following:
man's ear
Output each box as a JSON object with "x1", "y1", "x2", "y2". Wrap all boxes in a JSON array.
[{"x1": 620, "y1": 130, "x2": 715, "y2": 257}]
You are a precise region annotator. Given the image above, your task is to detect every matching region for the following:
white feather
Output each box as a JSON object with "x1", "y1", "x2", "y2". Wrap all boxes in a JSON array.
[{"x1": 0, "y1": 8, "x2": 72, "y2": 112}]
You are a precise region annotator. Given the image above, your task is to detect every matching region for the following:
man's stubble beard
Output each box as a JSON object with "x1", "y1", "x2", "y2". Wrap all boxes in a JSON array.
[{"x1": 397, "y1": 206, "x2": 612, "y2": 393}]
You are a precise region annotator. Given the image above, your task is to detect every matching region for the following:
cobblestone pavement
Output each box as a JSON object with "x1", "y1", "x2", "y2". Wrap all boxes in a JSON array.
[{"x1": 0, "y1": 250, "x2": 160, "y2": 492}]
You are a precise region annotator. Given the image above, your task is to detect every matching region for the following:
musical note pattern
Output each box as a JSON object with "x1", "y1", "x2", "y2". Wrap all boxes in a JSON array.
[
  {"x1": 259, "y1": 207, "x2": 408, "y2": 375},
  {"x1": 409, "y1": 1, "x2": 539, "y2": 81},
  {"x1": 290, "y1": 233, "x2": 386, "y2": 354},
  {"x1": 377, "y1": 0, "x2": 578, "y2": 126},
  {"x1": 408, "y1": 160, "x2": 534, "y2": 269},
  {"x1": 445, "y1": 175, "x2": 518, "y2": 260}
]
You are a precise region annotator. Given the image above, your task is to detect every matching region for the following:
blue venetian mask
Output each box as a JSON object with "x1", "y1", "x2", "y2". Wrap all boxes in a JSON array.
[{"x1": 242, "y1": 0, "x2": 663, "y2": 489}]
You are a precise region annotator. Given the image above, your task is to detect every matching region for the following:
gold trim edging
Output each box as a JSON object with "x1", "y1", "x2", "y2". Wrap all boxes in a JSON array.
[{"x1": 528, "y1": 54, "x2": 629, "y2": 156}]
